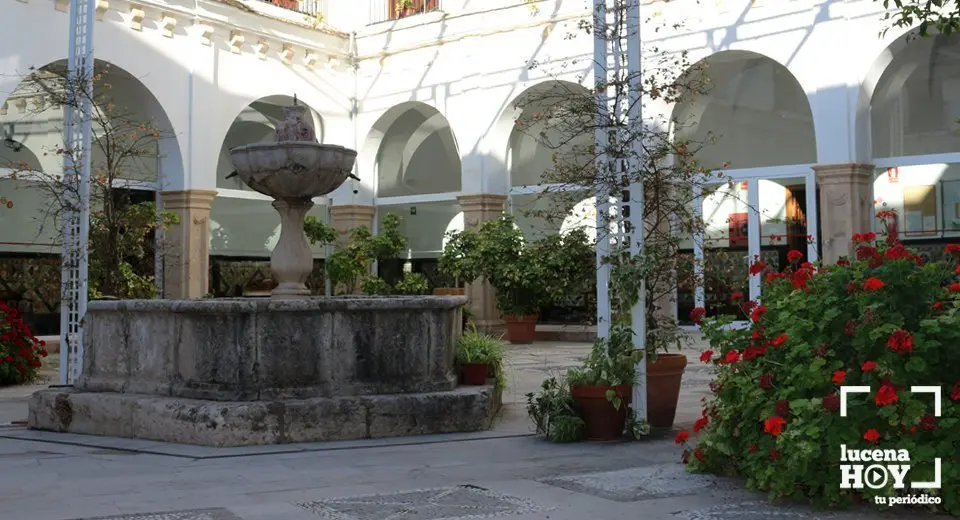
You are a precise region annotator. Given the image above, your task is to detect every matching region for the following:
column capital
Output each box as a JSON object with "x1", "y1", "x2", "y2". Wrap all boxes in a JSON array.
[
  {"x1": 812, "y1": 163, "x2": 874, "y2": 184},
  {"x1": 161, "y1": 189, "x2": 218, "y2": 209},
  {"x1": 457, "y1": 193, "x2": 507, "y2": 211},
  {"x1": 330, "y1": 204, "x2": 376, "y2": 219}
]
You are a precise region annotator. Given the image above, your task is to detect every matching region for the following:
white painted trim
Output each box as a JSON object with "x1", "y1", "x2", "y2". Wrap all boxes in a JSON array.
[
  {"x1": 873, "y1": 154, "x2": 960, "y2": 169},
  {"x1": 508, "y1": 183, "x2": 590, "y2": 195},
  {"x1": 376, "y1": 192, "x2": 461, "y2": 205}
]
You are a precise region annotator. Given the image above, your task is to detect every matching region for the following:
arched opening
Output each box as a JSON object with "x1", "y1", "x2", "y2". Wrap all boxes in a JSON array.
[
  {"x1": 0, "y1": 59, "x2": 183, "y2": 334},
  {"x1": 671, "y1": 51, "x2": 817, "y2": 322},
  {"x1": 505, "y1": 81, "x2": 595, "y2": 242},
  {"x1": 362, "y1": 102, "x2": 461, "y2": 289},
  {"x1": 868, "y1": 32, "x2": 960, "y2": 253},
  {"x1": 500, "y1": 80, "x2": 597, "y2": 323},
  {"x1": 672, "y1": 50, "x2": 816, "y2": 170},
  {"x1": 209, "y1": 95, "x2": 330, "y2": 297}
]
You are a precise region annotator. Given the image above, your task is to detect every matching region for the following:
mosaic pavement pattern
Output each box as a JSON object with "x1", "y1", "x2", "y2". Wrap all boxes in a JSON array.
[
  {"x1": 72, "y1": 509, "x2": 242, "y2": 520},
  {"x1": 674, "y1": 501, "x2": 839, "y2": 520},
  {"x1": 539, "y1": 464, "x2": 722, "y2": 502},
  {"x1": 298, "y1": 485, "x2": 550, "y2": 520}
]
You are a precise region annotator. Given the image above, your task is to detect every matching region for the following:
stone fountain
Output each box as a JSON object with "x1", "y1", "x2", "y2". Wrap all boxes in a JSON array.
[{"x1": 27, "y1": 100, "x2": 499, "y2": 447}]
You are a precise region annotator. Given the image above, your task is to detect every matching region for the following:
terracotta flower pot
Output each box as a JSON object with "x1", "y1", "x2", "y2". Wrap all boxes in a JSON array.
[
  {"x1": 460, "y1": 362, "x2": 489, "y2": 385},
  {"x1": 646, "y1": 353, "x2": 688, "y2": 428},
  {"x1": 570, "y1": 383, "x2": 632, "y2": 441},
  {"x1": 503, "y1": 314, "x2": 537, "y2": 344}
]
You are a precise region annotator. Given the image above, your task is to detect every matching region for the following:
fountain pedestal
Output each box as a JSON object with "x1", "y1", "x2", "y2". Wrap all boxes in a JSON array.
[{"x1": 270, "y1": 199, "x2": 315, "y2": 298}]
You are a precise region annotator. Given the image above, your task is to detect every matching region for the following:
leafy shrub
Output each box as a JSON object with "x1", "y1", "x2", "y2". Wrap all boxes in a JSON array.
[
  {"x1": 394, "y1": 272, "x2": 431, "y2": 295},
  {"x1": 0, "y1": 302, "x2": 47, "y2": 385},
  {"x1": 679, "y1": 236, "x2": 960, "y2": 514}
]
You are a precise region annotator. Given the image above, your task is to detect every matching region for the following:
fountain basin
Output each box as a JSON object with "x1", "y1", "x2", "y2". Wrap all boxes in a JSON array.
[
  {"x1": 28, "y1": 296, "x2": 501, "y2": 447},
  {"x1": 229, "y1": 142, "x2": 356, "y2": 199}
]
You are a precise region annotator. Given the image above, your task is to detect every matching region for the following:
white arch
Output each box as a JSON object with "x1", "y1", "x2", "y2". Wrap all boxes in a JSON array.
[
  {"x1": 400, "y1": 112, "x2": 459, "y2": 177},
  {"x1": 669, "y1": 49, "x2": 817, "y2": 170}
]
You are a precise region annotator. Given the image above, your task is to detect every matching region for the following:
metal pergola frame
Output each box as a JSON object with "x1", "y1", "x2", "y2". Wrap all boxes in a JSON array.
[{"x1": 59, "y1": 0, "x2": 95, "y2": 385}]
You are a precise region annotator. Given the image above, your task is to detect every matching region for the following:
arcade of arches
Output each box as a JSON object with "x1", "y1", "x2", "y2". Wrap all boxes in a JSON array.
[{"x1": 4, "y1": 34, "x2": 960, "y2": 333}]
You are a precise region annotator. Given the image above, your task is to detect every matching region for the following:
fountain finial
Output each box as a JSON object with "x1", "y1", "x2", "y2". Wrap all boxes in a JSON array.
[{"x1": 274, "y1": 96, "x2": 315, "y2": 142}]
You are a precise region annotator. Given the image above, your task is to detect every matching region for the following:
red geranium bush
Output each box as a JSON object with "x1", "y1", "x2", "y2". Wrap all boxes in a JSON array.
[
  {"x1": 0, "y1": 301, "x2": 47, "y2": 385},
  {"x1": 680, "y1": 236, "x2": 960, "y2": 514}
]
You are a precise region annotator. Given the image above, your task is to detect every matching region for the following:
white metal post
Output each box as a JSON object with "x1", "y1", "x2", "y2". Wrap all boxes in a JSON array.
[
  {"x1": 805, "y1": 171, "x2": 819, "y2": 263},
  {"x1": 747, "y1": 178, "x2": 761, "y2": 302},
  {"x1": 59, "y1": 0, "x2": 95, "y2": 385},
  {"x1": 593, "y1": 0, "x2": 611, "y2": 340},
  {"x1": 625, "y1": 0, "x2": 646, "y2": 422},
  {"x1": 692, "y1": 182, "x2": 705, "y2": 309}
]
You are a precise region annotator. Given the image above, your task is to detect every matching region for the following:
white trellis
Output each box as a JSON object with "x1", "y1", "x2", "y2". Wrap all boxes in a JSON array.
[
  {"x1": 59, "y1": 0, "x2": 95, "y2": 385},
  {"x1": 593, "y1": 0, "x2": 646, "y2": 421}
]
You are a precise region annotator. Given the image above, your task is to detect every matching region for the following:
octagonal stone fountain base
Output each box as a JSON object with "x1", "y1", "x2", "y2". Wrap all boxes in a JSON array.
[{"x1": 27, "y1": 297, "x2": 501, "y2": 447}]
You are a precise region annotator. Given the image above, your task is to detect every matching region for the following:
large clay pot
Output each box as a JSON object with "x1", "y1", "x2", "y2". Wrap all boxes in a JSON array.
[
  {"x1": 570, "y1": 384, "x2": 632, "y2": 441},
  {"x1": 503, "y1": 314, "x2": 537, "y2": 344},
  {"x1": 646, "y1": 353, "x2": 688, "y2": 428},
  {"x1": 460, "y1": 363, "x2": 489, "y2": 385}
]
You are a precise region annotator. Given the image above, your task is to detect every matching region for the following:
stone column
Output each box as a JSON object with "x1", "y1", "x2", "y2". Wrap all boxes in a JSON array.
[
  {"x1": 329, "y1": 204, "x2": 376, "y2": 244},
  {"x1": 160, "y1": 189, "x2": 217, "y2": 299},
  {"x1": 457, "y1": 194, "x2": 507, "y2": 332},
  {"x1": 813, "y1": 163, "x2": 874, "y2": 264}
]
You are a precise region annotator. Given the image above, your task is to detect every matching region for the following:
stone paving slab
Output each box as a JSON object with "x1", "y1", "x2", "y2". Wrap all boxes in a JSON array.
[
  {"x1": 538, "y1": 463, "x2": 731, "y2": 502},
  {"x1": 298, "y1": 485, "x2": 551, "y2": 520},
  {"x1": 71, "y1": 510, "x2": 242, "y2": 520}
]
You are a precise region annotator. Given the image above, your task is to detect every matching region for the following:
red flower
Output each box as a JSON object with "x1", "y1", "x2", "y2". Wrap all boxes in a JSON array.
[
  {"x1": 699, "y1": 350, "x2": 713, "y2": 363},
  {"x1": 949, "y1": 283, "x2": 960, "y2": 293},
  {"x1": 748, "y1": 444, "x2": 758, "y2": 453},
  {"x1": 787, "y1": 250, "x2": 804, "y2": 262},
  {"x1": 724, "y1": 350, "x2": 740, "y2": 364},
  {"x1": 837, "y1": 258, "x2": 851, "y2": 267},
  {"x1": 861, "y1": 361, "x2": 877, "y2": 372},
  {"x1": 772, "y1": 334, "x2": 789, "y2": 347},
  {"x1": 775, "y1": 399, "x2": 790, "y2": 417},
  {"x1": 749, "y1": 260, "x2": 767, "y2": 276},
  {"x1": 693, "y1": 416, "x2": 709, "y2": 433},
  {"x1": 759, "y1": 374, "x2": 774, "y2": 389},
  {"x1": 863, "y1": 428, "x2": 880, "y2": 443},
  {"x1": 731, "y1": 291, "x2": 743, "y2": 301},
  {"x1": 875, "y1": 384, "x2": 899, "y2": 407},
  {"x1": 832, "y1": 370, "x2": 847, "y2": 384},
  {"x1": 749, "y1": 305, "x2": 767, "y2": 323},
  {"x1": 887, "y1": 329, "x2": 913, "y2": 355},
  {"x1": 742, "y1": 345, "x2": 767, "y2": 360},
  {"x1": 920, "y1": 414, "x2": 938, "y2": 431},
  {"x1": 823, "y1": 392, "x2": 840, "y2": 412},
  {"x1": 769, "y1": 448, "x2": 782, "y2": 461},
  {"x1": 951, "y1": 382, "x2": 960, "y2": 401},
  {"x1": 863, "y1": 277, "x2": 885, "y2": 291},
  {"x1": 694, "y1": 448, "x2": 705, "y2": 462},
  {"x1": 675, "y1": 430, "x2": 690, "y2": 444},
  {"x1": 945, "y1": 243, "x2": 960, "y2": 256},
  {"x1": 763, "y1": 415, "x2": 786, "y2": 437},
  {"x1": 933, "y1": 301, "x2": 944, "y2": 312},
  {"x1": 690, "y1": 307, "x2": 706, "y2": 324},
  {"x1": 844, "y1": 320, "x2": 856, "y2": 336}
]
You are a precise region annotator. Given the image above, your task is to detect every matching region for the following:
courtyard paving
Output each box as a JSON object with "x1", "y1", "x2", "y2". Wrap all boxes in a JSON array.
[{"x1": 0, "y1": 335, "x2": 932, "y2": 520}]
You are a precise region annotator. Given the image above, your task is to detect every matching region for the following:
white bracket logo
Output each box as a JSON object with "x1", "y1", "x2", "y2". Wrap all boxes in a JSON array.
[{"x1": 839, "y1": 385, "x2": 942, "y2": 489}]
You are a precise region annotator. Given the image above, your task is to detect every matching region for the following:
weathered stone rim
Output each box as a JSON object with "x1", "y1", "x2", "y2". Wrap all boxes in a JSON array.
[{"x1": 87, "y1": 295, "x2": 468, "y2": 312}]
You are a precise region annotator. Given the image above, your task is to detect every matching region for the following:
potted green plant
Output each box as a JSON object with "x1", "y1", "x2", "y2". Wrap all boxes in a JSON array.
[
  {"x1": 606, "y1": 244, "x2": 688, "y2": 429},
  {"x1": 455, "y1": 325, "x2": 505, "y2": 387},
  {"x1": 440, "y1": 216, "x2": 592, "y2": 344},
  {"x1": 566, "y1": 327, "x2": 641, "y2": 441}
]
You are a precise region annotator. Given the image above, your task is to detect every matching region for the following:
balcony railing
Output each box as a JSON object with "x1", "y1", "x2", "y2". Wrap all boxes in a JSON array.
[
  {"x1": 257, "y1": 0, "x2": 327, "y2": 19},
  {"x1": 370, "y1": 0, "x2": 442, "y2": 24}
]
